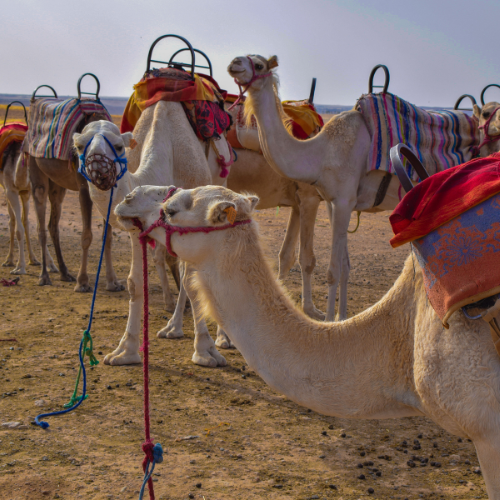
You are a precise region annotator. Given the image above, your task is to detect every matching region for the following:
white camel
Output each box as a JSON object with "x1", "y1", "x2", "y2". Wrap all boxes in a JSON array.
[
  {"x1": 227, "y1": 133, "x2": 324, "y2": 319},
  {"x1": 1, "y1": 139, "x2": 57, "y2": 274},
  {"x1": 473, "y1": 101, "x2": 500, "y2": 156},
  {"x1": 116, "y1": 184, "x2": 500, "y2": 500},
  {"x1": 73, "y1": 103, "x2": 234, "y2": 368},
  {"x1": 228, "y1": 55, "x2": 403, "y2": 321}
]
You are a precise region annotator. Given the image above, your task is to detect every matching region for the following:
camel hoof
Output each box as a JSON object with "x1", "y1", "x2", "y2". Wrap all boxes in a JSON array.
[
  {"x1": 29, "y1": 259, "x2": 41, "y2": 266},
  {"x1": 104, "y1": 350, "x2": 142, "y2": 366},
  {"x1": 157, "y1": 324, "x2": 184, "y2": 339},
  {"x1": 38, "y1": 275, "x2": 52, "y2": 286},
  {"x1": 10, "y1": 267, "x2": 26, "y2": 275},
  {"x1": 192, "y1": 349, "x2": 227, "y2": 368},
  {"x1": 2, "y1": 261, "x2": 14, "y2": 268},
  {"x1": 304, "y1": 307, "x2": 326, "y2": 321},
  {"x1": 106, "y1": 281, "x2": 126, "y2": 292},
  {"x1": 61, "y1": 273, "x2": 76, "y2": 283},
  {"x1": 74, "y1": 283, "x2": 92, "y2": 293},
  {"x1": 215, "y1": 336, "x2": 235, "y2": 349}
]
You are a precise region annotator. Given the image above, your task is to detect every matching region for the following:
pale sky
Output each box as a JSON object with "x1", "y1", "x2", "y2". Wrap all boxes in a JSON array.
[{"x1": 1, "y1": 0, "x2": 498, "y2": 107}]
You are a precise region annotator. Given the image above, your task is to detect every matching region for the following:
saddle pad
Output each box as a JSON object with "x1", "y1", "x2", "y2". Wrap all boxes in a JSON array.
[
  {"x1": 0, "y1": 123, "x2": 28, "y2": 172},
  {"x1": 357, "y1": 93, "x2": 480, "y2": 180},
  {"x1": 226, "y1": 100, "x2": 324, "y2": 152},
  {"x1": 120, "y1": 67, "x2": 231, "y2": 142},
  {"x1": 389, "y1": 152, "x2": 500, "y2": 247},
  {"x1": 28, "y1": 98, "x2": 111, "y2": 161}
]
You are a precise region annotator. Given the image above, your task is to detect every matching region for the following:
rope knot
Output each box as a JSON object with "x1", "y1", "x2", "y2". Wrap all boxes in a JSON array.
[
  {"x1": 142, "y1": 440, "x2": 155, "y2": 462},
  {"x1": 83, "y1": 330, "x2": 99, "y2": 366}
]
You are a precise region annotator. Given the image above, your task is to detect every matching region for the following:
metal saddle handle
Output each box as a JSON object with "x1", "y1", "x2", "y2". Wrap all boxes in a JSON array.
[
  {"x1": 146, "y1": 34, "x2": 196, "y2": 78},
  {"x1": 3, "y1": 101, "x2": 28, "y2": 127},
  {"x1": 31, "y1": 85, "x2": 58, "y2": 101},
  {"x1": 77, "y1": 73, "x2": 101, "y2": 101},
  {"x1": 480, "y1": 84, "x2": 500, "y2": 106},
  {"x1": 454, "y1": 94, "x2": 477, "y2": 112},
  {"x1": 390, "y1": 144, "x2": 430, "y2": 194},
  {"x1": 368, "y1": 64, "x2": 390, "y2": 94},
  {"x1": 169, "y1": 48, "x2": 212, "y2": 77}
]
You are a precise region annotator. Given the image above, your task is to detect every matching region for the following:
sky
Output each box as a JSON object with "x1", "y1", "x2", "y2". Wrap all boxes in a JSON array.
[{"x1": 1, "y1": 0, "x2": 499, "y2": 107}]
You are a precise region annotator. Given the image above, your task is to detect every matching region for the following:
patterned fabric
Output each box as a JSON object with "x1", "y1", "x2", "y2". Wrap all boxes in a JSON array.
[
  {"x1": 390, "y1": 153, "x2": 500, "y2": 247},
  {"x1": 28, "y1": 98, "x2": 111, "y2": 160},
  {"x1": 412, "y1": 193, "x2": 500, "y2": 325},
  {"x1": 226, "y1": 99, "x2": 323, "y2": 152},
  {"x1": 0, "y1": 123, "x2": 28, "y2": 172},
  {"x1": 356, "y1": 93, "x2": 480, "y2": 180},
  {"x1": 120, "y1": 68, "x2": 230, "y2": 140}
]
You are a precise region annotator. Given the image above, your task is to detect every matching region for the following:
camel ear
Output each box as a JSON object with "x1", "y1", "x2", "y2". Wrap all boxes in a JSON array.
[
  {"x1": 121, "y1": 132, "x2": 135, "y2": 148},
  {"x1": 246, "y1": 195, "x2": 259, "y2": 211},
  {"x1": 73, "y1": 132, "x2": 82, "y2": 147},
  {"x1": 473, "y1": 104, "x2": 481, "y2": 120},
  {"x1": 267, "y1": 56, "x2": 278, "y2": 69},
  {"x1": 208, "y1": 201, "x2": 236, "y2": 225}
]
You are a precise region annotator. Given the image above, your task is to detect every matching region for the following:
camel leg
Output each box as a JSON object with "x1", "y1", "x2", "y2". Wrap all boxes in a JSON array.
[
  {"x1": 20, "y1": 190, "x2": 40, "y2": 266},
  {"x1": 297, "y1": 191, "x2": 324, "y2": 320},
  {"x1": 326, "y1": 200, "x2": 354, "y2": 322},
  {"x1": 2, "y1": 201, "x2": 16, "y2": 267},
  {"x1": 74, "y1": 184, "x2": 92, "y2": 292},
  {"x1": 474, "y1": 436, "x2": 500, "y2": 499},
  {"x1": 157, "y1": 261, "x2": 188, "y2": 338},
  {"x1": 337, "y1": 245, "x2": 350, "y2": 320},
  {"x1": 47, "y1": 180, "x2": 74, "y2": 283},
  {"x1": 46, "y1": 244, "x2": 58, "y2": 272},
  {"x1": 278, "y1": 206, "x2": 300, "y2": 280},
  {"x1": 153, "y1": 245, "x2": 176, "y2": 312},
  {"x1": 183, "y1": 264, "x2": 227, "y2": 367},
  {"x1": 103, "y1": 221, "x2": 125, "y2": 292},
  {"x1": 30, "y1": 159, "x2": 53, "y2": 286},
  {"x1": 5, "y1": 189, "x2": 27, "y2": 275},
  {"x1": 215, "y1": 326, "x2": 235, "y2": 349},
  {"x1": 104, "y1": 234, "x2": 142, "y2": 365}
]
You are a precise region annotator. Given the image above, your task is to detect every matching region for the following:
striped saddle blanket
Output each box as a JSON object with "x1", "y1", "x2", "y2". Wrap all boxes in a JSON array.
[
  {"x1": 356, "y1": 93, "x2": 480, "y2": 180},
  {"x1": 28, "y1": 98, "x2": 111, "y2": 161},
  {"x1": 0, "y1": 123, "x2": 28, "y2": 172}
]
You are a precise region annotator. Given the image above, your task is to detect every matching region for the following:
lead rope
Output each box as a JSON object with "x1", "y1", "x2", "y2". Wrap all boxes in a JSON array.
[{"x1": 138, "y1": 229, "x2": 163, "y2": 500}]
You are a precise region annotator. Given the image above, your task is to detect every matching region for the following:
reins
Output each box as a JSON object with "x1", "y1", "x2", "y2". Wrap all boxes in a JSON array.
[
  {"x1": 227, "y1": 56, "x2": 272, "y2": 111},
  {"x1": 472, "y1": 106, "x2": 500, "y2": 156}
]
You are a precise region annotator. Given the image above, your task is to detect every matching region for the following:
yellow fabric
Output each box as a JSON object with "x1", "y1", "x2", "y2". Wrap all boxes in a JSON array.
[{"x1": 282, "y1": 100, "x2": 323, "y2": 138}]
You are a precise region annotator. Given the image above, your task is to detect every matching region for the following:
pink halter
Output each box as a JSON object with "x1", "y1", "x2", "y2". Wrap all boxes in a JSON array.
[
  {"x1": 135, "y1": 187, "x2": 252, "y2": 257},
  {"x1": 227, "y1": 56, "x2": 272, "y2": 111},
  {"x1": 472, "y1": 106, "x2": 500, "y2": 156}
]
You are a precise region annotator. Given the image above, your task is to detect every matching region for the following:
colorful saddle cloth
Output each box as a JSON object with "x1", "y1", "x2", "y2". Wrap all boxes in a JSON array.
[
  {"x1": 0, "y1": 123, "x2": 28, "y2": 172},
  {"x1": 356, "y1": 93, "x2": 480, "y2": 180},
  {"x1": 28, "y1": 98, "x2": 111, "y2": 161},
  {"x1": 120, "y1": 68, "x2": 231, "y2": 142},
  {"x1": 389, "y1": 153, "x2": 500, "y2": 326},
  {"x1": 226, "y1": 97, "x2": 324, "y2": 151}
]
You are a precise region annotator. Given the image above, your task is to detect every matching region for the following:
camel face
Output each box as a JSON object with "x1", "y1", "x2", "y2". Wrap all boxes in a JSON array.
[
  {"x1": 227, "y1": 55, "x2": 278, "y2": 88},
  {"x1": 115, "y1": 185, "x2": 259, "y2": 261},
  {"x1": 474, "y1": 102, "x2": 500, "y2": 137}
]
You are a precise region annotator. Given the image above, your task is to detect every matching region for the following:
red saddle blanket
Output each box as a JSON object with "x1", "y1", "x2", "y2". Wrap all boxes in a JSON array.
[
  {"x1": 390, "y1": 152, "x2": 500, "y2": 248},
  {"x1": 0, "y1": 123, "x2": 28, "y2": 172}
]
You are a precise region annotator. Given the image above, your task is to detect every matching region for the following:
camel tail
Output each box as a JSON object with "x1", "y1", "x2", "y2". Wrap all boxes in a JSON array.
[{"x1": 14, "y1": 142, "x2": 29, "y2": 188}]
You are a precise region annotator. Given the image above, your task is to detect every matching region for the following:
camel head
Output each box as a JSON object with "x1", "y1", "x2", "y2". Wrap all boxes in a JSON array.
[
  {"x1": 73, "y1": 120, "x2": 134, "y2": 191},
  {"x1": 115, "y1": 185, "x2": 259, "y2": 262},
  {"x1": 473, "y1": 101, "x2": 500, "y2": 140},
  {"x1": 227, "y1": 55, "x2": 279, "y2": 91}
]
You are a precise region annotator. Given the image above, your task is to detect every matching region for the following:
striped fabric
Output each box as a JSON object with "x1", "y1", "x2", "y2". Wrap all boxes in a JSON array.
[
  {"x1": 28, "y1": 98, "x2": 111, "y2": 160},
  {"x1": 0, "y1": 123, "x2": 28, "y2": 172},
  {"x1": 356, "y1": 93, "x2": 480, "y2": 180}
]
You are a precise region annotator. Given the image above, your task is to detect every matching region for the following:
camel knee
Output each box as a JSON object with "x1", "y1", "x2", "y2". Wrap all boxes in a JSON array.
[
  {"x1": 127, "y1": 277, "x2": 143, "y2": 301},
  {"x1": 15, "y1": 230, "x2": 23, "y2": 242},
  {"x1": 327, "y1": 267, "x2": 340, "y2": 285},
  {"x1": 81, "y1": 231, "x2": 92, "y2": 250},
  {"x1": 33, "y1": 185, "x2": 45, "y2": 204}
]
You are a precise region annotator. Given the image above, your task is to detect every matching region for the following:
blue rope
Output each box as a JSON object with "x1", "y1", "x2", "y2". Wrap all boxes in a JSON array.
[
  {"x1": 35, "y1": 133, "x2": 127, "y2": 429},
  {"x1": 139, "y1": 444, "x2": 164, "y2": 500}
]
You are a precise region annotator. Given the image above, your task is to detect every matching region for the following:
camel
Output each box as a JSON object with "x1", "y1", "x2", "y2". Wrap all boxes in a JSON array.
[
  {"x1": 28, "y1": 111, "x2": 124, "y2": 293},
  {"x1": 226, "y1": 130, "x2": 324, "y2": 319},
  {"x1": 473, "y1": 102, "x2": 500, "y2": 156},
  {"x1": 115, "y1": 184, "x2": 500, "y2": 500},
  {"x1": 228, "y1": 55, "x2": 405, "y2": 322},
  {"x1": 73, "y1": 103, "x2": 234, "y2": 368},
  {"x1": 1, "y1": 141, "x2": 57, "y2": 274}
]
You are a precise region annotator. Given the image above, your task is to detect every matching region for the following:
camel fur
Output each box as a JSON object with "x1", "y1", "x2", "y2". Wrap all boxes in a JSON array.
[
  {"x1": 115, "y1": 184, "x2": 500, "y2": 500},
  {"x1": 474, "y1": 102, "x2": 500, "y2": 156}
]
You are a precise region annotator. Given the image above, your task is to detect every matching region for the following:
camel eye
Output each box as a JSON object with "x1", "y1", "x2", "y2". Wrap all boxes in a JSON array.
[
  {"x1": 115, "y1": 145, "x2": 123, "y2": 151},
  {"x1": 166, "y1": 208, "x2": 177, "y2": 217},
  {"x1": 483, "y1": 111, "x2": 491, "y2": 118},
  {"x1": 255, "y1": 63, "x2": 263, "y2": 70}
]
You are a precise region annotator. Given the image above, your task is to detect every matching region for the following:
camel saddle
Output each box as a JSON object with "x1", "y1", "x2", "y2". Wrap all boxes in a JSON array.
[
  {"x1": 0, "y1": 122, "x2": 28, "y2": 171},
  {"x1": 28, "y1": 98, "x2": 111, "y2": 161}
]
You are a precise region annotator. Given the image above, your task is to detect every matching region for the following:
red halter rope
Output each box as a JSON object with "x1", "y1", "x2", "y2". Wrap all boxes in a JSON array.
[
  {"x1": 472, "y1": 106, "x2": 500, "y2": 156},
  {"x1": 227, "y1": 56, "x2": 272, "y2": 111}
]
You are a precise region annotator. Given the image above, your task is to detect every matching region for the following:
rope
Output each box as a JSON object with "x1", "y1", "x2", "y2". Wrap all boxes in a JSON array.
[
  {"x1": 138, "y1": 235, "x2": 163, "y2": 500},
  {"x1": 34, "y1": 170, "x2": 115, "y2": 429},
  {"x1": 347, "y1": 211, "x2": 361, "y2": 234}
]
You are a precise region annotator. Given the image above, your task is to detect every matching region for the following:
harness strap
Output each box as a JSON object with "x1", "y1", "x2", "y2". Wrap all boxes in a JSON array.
[
  {"x1": 373, "y1": 172, "x2": 392, "y2": 208},
  {"x1": 472, "y1": 106, "x2": 500, "y2": 156}
]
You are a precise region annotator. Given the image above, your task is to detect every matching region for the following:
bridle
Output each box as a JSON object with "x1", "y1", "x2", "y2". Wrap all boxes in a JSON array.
[
  {"x1": 135, "y1": 187, "x2": 252, "y2": 257},
  {"x1": 472, "y1": 106, "x2": 500, "y2": 156},
  {"x1": 227, "y1": 56, "x2": 273, "y2": 111},
  {"x1": 78, "y1": 133, "x2": 128, "y2": 190}
]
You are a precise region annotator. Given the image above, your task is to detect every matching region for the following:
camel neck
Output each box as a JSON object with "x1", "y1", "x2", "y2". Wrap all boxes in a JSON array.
[
  {"x1": 196, "y1": 229, "x2": 421, "y2": 419},
  {"x1": 248, "y1": 80, "x2": 323, "y2": 184}
]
